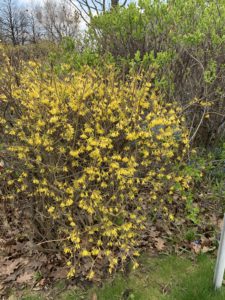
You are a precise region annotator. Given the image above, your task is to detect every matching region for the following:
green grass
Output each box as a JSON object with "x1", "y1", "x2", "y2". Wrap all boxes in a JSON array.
[{"x1": 15, "y1": 254, "x2": 225, "y2": 300}]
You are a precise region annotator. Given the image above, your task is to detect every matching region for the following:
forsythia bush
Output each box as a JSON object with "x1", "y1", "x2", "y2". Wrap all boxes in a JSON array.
[{"x1": 0, "y1": 46, "x2": 191, "y2": 279}]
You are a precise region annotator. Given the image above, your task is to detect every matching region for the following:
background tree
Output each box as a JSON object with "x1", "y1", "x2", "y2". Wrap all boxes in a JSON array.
[
  {"x1": 35, "y1": 0, "x2": 80, "y2": 42},
  {"x1": 28, "y1": 9, "x2": 42, "y2": 44},
  {"x1": 68, "y1": 0, "x2": 128, "y2": 24},
  {"x1": 0, "y1": 0, "x2": 29, "y2": 45}
]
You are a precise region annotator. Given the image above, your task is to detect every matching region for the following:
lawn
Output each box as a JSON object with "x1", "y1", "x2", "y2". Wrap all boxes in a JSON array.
[{"x1": 12, "y1": 254, "x2": 225, "y2": 300}]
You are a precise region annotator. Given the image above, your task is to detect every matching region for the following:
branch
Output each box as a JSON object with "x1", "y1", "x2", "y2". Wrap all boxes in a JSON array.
[
  {"x1": 190, "y1": 107, "x2": 206, "y2": 143},
  {"x1": 68, "y1": 0, "x2": 90, "y2": 24},
  {"x1": 121, "y1": 0, "x2": 128, "y2": 7}
]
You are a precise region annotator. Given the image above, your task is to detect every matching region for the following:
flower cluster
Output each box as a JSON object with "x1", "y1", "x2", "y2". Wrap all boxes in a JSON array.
[{"x1": 0, "y1": 47, "x2": 190, "y2": 279}]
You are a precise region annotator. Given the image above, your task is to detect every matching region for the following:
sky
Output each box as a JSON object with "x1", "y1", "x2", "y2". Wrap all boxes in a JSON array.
[
  {"x1": 0, "y1": 0, "x2": 44, "y2": 8},
  {"x1": 17, "y1": 0, "x2": 43, "y2": 7},
  {"x1": 0, "y1": 0, "x2": 87, "y2": 31},
  {"x1": 19, "y1": 0, "x2": 43, "y2": 4}
]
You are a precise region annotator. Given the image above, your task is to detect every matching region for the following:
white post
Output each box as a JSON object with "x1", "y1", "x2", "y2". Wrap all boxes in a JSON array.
[{"x1": 214, "y1": 213, "x2": 225, "y2": 289}]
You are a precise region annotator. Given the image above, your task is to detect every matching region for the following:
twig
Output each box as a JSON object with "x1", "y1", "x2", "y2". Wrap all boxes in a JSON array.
[
  {"x1": 36, "y1": 237, "x2": 69, "y2": 246},
  {"x1": 190, "y1": 107, "x2": 206, "y2": 142}
]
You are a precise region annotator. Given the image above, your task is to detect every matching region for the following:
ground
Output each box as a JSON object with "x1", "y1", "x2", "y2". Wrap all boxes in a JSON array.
[{"x1": 7, "y1": 254, "x2": 225, "y2": 300}]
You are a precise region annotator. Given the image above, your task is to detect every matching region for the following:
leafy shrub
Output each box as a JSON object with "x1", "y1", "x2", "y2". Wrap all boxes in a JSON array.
[
  {"x1": 48, "y1": 38, "x2": 105, "y2": 74},
  {"x1": 200, "y1": 143, "x2": 225, "y2": 208},
  {"x1": 89, "y1": 4, "x2": 146, "y2": 58},
  {"x1": 0, "y1": 45, "x2": 191, "y2": 279},
  {"x1": 89, "y1": 0, "x2": 225, "y2": 145}
]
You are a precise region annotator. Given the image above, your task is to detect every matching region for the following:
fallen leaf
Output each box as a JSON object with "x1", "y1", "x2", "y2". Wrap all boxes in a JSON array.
[
  {"x1": 0, "y1": 239, "x2": 5, "y2": 247},
  {"x1": 16, "y1": 271, "x2": 34, "y2": 284},
  {"x1": 1, "y1": 258, "x2": 23, "y2": 276},
  {"x1": 201, "y1": 246, "x2": 210, "y2": 253},
  {"x1": 149, "y1": 227, "x2": 160, "y2": 239},
  {"x1": 190, "y1": 242, "x2": 201, "y2": 254},
  {"x1": 50, "y1": 267, "x2": 68, "y2": 280},
  {"x1": 154, "y1": 238, "x2": 165, "y2": 251},
  {"x1": 3, "y1": 271, "x2": 20, "y2": 284},
  {"x1": 38, "y1": 278, "x2": 46, "y2": 286},
  {"x1": 201, "y1": 246, "x2": 216, "y2": 253},
  {"x1": 200, "y1": 236, "x2": 210, "y2": 246}
]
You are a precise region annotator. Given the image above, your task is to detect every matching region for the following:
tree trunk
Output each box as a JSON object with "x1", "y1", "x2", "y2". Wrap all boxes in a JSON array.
[{"x1": 111, "y1": 0, "x2": 119, "y2": 8}]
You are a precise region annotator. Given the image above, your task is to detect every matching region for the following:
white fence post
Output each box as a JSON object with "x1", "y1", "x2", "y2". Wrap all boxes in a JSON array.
[{"x1": 214, "y1": 213, "x2": 225, "y2": 289}]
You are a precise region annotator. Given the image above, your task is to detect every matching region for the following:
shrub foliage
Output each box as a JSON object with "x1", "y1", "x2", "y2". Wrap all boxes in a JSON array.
[
  {"x1": 0, "y1": 46, "x2": 190, "y2": 279},
  {"x1": 90, "y1": 0, "x2": 225, "y2": 145}
]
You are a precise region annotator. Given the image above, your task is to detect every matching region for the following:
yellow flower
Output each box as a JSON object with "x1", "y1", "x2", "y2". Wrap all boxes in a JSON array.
[
  {"x1": 87, "y1": 270, "x2": 95, "y2": 280},
  {"x1": 64, "y1": 247, "x2": 71, "y2": 254},
  {"x1": 132, "y1": 261, "x2": 139, "y2": 270},
  {"x1": 48, "y1": 206, "x2": 55, "y2": 213},
  {"x1": 67, "y1": 267, "x2": 76, "y2": 278},
  {"x1": 169, "y1": 214, "x2": 175, "y2": 221},
  {"x1": 81, "y1": 249, "x2": 91, "y2": 257},
  {"x1": 92, "y1": 248, "x2": 100, "y2": 256}
]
